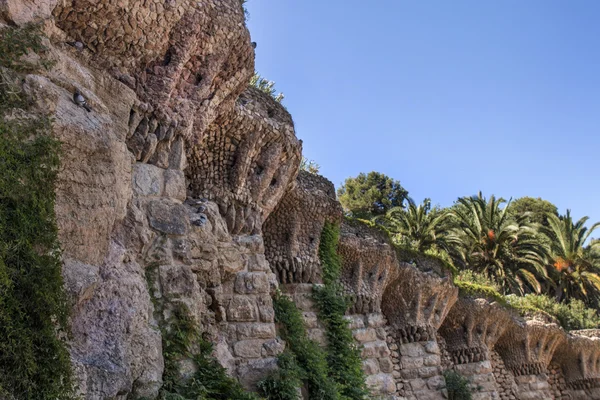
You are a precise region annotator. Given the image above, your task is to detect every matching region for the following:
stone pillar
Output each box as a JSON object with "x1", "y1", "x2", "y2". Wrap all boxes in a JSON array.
[
  {"x1": 346, "y1": 313, "x2": 396, "y2": 396},
  {"x1": 381, "y1": 263, "x2": 458, "y2": 399},
  {"x1": 338, "y1": 220, "x2": 401, "y2": 397},
  {"x1": 439, "y1": 296, "x2": 512, "y2": 400},
  {"x1": 490, "y1": 350, "x2": 519, "y2": 400},
  {"x1": 495, "y1": 317, "x2": 565, "y2": 400},
  {"x1": 552, "y1": 330, "x2": 600, "y2": 400},
  {"x1": 263, "y1": 171, "x2": 343, "y2": 285}
]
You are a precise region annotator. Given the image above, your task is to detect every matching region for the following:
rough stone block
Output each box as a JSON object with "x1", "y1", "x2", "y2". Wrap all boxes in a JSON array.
[
  {"x1": 147, "y1": 200, "x2": 188, "y2": 235},
  {"x1": 164, "y1": 169, "x2": 186, "y2": 201},
  {"x1": 362, "y1": 359, "x2": 380, "y2": 375},
  {"x1": 234, "y1": 340, "x2": 264, "y2": 358},
  {"x1": 400, "y1": 342, "x2": 426, "y2": 358},
  {"x1": 361, "y1": 341, "x2": 391, "y2": 359},
  {"x1": 226, "y1": 296, "x2": 257, "y2": 322},
  {"x1": 261, "y1": 338, "x2": 285, "y2": 357},
  {"x1": 133, "y1": 163, "x2": 163, "y2": 197},
  {"x1": 353, "y1": 328, "x2": 378, "y2": 343},
  {"x1": 379, "y1": 357, "x2": 394, "y2": 373},
  {"x1": 234, "y1": 272, "x2": 270, "y2": 295},
  {"x1": 365, "y1": 373, "x2": 396, "y2": 394}
]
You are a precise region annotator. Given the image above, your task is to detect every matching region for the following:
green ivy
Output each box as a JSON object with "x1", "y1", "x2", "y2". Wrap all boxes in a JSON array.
[
  {"x1": 0, "y1": 24, "x2": 73, "y2": 400},
  {"x1": 269, "y1": 290, "x2": 339, "y2": 400},
  {"x1": 257, "y1": 351, "x2": 305, "y2": 400},
  {"x1": 313, "y1": 222, "x2": 369, "y2": 400}
]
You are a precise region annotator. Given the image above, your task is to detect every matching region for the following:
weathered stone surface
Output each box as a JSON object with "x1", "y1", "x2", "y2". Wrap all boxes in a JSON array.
[
  {"x1": 264, "y1": 171, "x2": 342, "y2": 284},
  {"x1": 188, "y1": 87, "x2": 302, "y2": 235},
  {"x1": 339, "y1": 220, "x2": 400, "y2": 314}
]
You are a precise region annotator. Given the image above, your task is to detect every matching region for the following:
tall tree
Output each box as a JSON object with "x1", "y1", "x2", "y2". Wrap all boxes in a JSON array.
[
  {"x1": 543, "y1": 210, "x2": 600, "y2": 305},
  {"x1": 448, "y1": 193, "x2": 548, "y2": 295},
  {"x1": 376, "y1": 198, "x2": 452, "y2": 252},
  {"x1": 337, "y1": 172, "x2": 408, "y2": 219}
]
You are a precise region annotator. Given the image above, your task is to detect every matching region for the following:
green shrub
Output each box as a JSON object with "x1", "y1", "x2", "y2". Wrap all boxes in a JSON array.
[
  {"x1": 505, "y1": 294, "x2": 600, "y2": 331},
  {"x1": 453, "y1": 270, "x2": 507, "y2": 305},
  {"x1": 444, "y1": 370, "x2": 473, "y2": 400},
  {"x1": 313, "y1": 222, "x2": 369, "y2": 400},
  {"x1": 258, "y1": 351, "x2": 304, "y2": 400},
  {"x1": 0, "y1": 24, "x2": 73, "y2": 400}
]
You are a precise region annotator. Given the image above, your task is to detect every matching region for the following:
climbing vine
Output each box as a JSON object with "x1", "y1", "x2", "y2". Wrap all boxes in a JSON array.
[
  {"x1": 0, "y1": 24, "x2": 73, "y2": 399},
  {"x1": 265, "y1": 290, "x2": 338, "y2": 400},
  {"x1": 313, "y1": 222, "x2": 369, "y2": 400}
]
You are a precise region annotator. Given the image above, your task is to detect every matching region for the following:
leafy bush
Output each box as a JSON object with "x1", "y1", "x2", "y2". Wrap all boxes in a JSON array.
[
  {"x1": 0, "y1": 24, "x2": 73, "y2": 400},
  {"x1": 159, "y1": 307, "x2": 258, "y2": 400},
  {"x1": 505, "y1": 294, "x2": 600, "y2": 331},
  {"x1": 258, "y1": 351, "x2": 305, "y2": 400},
  {"x1": 453, "y1": 270, "x2": 506, "y2": 305},
  {"x1": 444, "y1": 370, "x2": 473, "y2": 400}
]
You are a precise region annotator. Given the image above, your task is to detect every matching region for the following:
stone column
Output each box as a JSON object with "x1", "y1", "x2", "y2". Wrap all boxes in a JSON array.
[
  {"x1": 495, "y1": 317, "x2": 565, "y2": 400},
  {"x1": 552, "y1": 330, "x2": 600, "y2": 400},
  {"x1": 381, "y1": 263, "x2": 458, "y2": 400},
  {"x1": 338, "y1": 220, "x2": 401, "y2": 397},
  {"x1": 439, "y1": 296, "x2": 512, "y2": 400}
]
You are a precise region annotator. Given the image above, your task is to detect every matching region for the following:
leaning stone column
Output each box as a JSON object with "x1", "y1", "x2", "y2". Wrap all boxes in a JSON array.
[
  {"x1": 495, "y1": 316, "x2": 565, "y2": 400},
  {"x1": 439, "y1": 296, "x2": 511, "y2": 399},
  {"x1": 381, "y1": 263, "x2": 458, "y2": 399},
  {"x1": 552, "y1": 330, "x2": 600, "y2": 399},
  {"x1": 339, "y1": 220, "x2": 400, "y2": 396}
]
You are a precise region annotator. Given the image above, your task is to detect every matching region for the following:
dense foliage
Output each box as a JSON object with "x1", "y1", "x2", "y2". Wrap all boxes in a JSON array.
[
  {"x1": 337, "y1": 172, "x2": 409, "y2": 219},
  {"x1": 0, "y1": 24, "x2": 73, "y2": 399},
  {"x1": 269, "y1": 290, "x2": 339, "y2": 399},
  {"x1": 363, "y1": 169, "x2": 600, "y2": 326},
  {"x1": 543, "y1": 211, "x2": 600, "y2": 305},
  {"x1": 313, "y1": 222, "x2": 369, "y2": 400},
  {"x1": 376, "y1": 198, "x2": 452, "y2": 252}
]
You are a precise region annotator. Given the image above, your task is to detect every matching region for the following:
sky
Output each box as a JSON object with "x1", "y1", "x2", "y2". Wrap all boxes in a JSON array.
[{"x1": 246, "y1": 0, "x2": 600, "y2": 228}]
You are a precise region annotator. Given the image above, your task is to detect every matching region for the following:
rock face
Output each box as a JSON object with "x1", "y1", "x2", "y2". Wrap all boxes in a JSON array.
[{"x1": 1, "y1": 2, "x2": 599, "y2": 399}]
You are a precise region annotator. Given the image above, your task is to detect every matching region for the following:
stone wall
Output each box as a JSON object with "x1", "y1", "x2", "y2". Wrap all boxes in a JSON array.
[{"x1": 2, "y1": 2, "x2": 600, "y2": 400}]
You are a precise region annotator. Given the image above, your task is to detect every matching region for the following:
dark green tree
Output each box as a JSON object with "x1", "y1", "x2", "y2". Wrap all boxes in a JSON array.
[
  {"x1": 509, "y1": 197, "x2": 558, "y2": 226},
  {"x1": 337, "y1": 172, "x2": 408, "y2": 219}
]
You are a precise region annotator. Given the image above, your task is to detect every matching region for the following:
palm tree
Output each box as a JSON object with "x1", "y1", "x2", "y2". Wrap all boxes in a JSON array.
[
  {"x1": 375, "y1": 198, "x2": 453, "y2": 252},
  {"x1": 543, "y1": 210, "x2": 600, "y2": 305},
  {"x1": 447, "y1": 192, "x2": 549, "y2": 295}
]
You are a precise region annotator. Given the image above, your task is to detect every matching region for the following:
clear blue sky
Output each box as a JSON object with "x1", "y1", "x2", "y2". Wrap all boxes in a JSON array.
[{"x1": 246, "y1": 0, "x2": 600, "y2": 228}]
